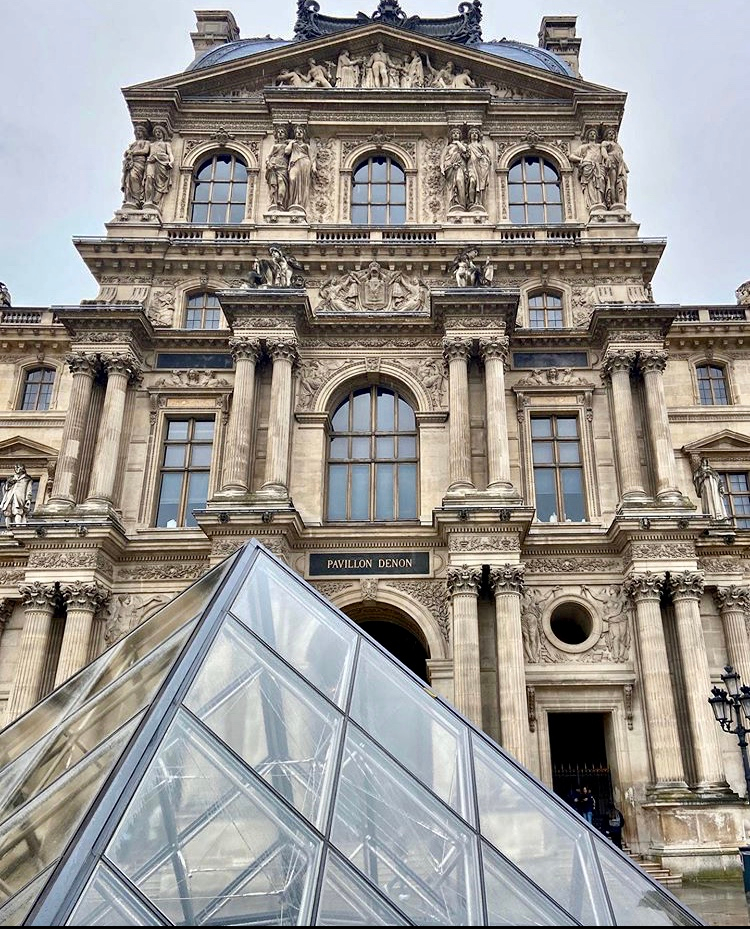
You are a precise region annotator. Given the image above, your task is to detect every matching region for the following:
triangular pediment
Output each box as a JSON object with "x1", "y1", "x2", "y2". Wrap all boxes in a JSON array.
[
  {"x1": 126, "y1": 23, "x2": 621, "y2": 105},
  {"x1": 683, "y1": 430, "x2": 750, "y2": 459},
  {"x1": 0, "y1": 436, "x2": 58, "y2": 462}
]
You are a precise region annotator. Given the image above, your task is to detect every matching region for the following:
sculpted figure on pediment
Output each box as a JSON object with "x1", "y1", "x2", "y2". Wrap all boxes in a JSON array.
[
  {"x1": 425, "y1": 55, "x2": 455, "y2": 87},
  {"x1": 317, "y1": 261, "x2": 426, "y2": 313},
  {"x1": 335, "y1": 48, "x2": 363, "y2": 87},
  {"x1": 147, "y1": 288, "x2": 175, "y2": 327},
  {"x1": 364, "y1": 42, "x2": 401, "y2": 87},
  {"x1": 403, "y1": 49, "x2": 425, "y2": 87}
]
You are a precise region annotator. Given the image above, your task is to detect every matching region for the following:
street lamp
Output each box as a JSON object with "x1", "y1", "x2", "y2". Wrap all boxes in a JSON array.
[{"x1": 708, "y1": 665, "x2": 750, "y2": 800}]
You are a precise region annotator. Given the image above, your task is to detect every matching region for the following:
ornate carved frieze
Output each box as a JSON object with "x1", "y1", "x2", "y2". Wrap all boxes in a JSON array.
[
  {"x1": 515, "y1": 368, "x2": 591, "y2": 388},
  {"x1": 523, "y1": 557, "x2": 621, "y2": 574},
  {"x1": 312, "y1": 581, "x2": 352, "y2": 600},
  {"x1": 421, "y1": 137, "x2": 445, "y2": 223},
  {"x1": 384, "y1": 579, "x2": 450, "y2": 643},
  {"x1": 0, "y1": 568, "x2": 26, "y2": 587},
  {"x1": 624, "y1": 683, "x2": 634, "y2": 730},
  {"x1": 152, "y1": 370, "x2": 230, "y2": 389},
  {"x1": 389, "y1": 357, "x2": 447, "y2": 409},
  {"x1": 526, "y1": 686, "x2": 537, "y2": 732},
  {"x1": 629, "y1": 542, "x2": 694, "y2": 560},
  {"x1": 699, "y1": 557, "x2": 743, "y2": 575},
  {"x1": 582, "y1": 584, "x2": 632, "y2": 662},
  {"x1": 571, "y1": 286, "x2": 596, "y2": 327},
  {"x1": 117, "y1": 562, "x2": 208, "y2": 581},
  {"x1": 28, "y1": 549, "x2": 114, "y2": 578},
  {"x1": 360, "y1": 578, "x2": 378, "y2": 601},
  {"x1": 310, "y1": 137, "x2": 335, "y2": 222},
  {"x1": 316, "y1": 263, "x2": 427, "y2": 314},
  {"x1": 211, "y1": 538, "x2": 246, "y2": 558},
  {"x1": 449, "y1": 534, "x2": 520, "y2": 552}
]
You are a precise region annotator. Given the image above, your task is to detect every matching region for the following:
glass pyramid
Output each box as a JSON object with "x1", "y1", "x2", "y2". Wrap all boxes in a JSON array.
[{"x1": 0, "y1": 541, "x2": 702, "y2": 925}]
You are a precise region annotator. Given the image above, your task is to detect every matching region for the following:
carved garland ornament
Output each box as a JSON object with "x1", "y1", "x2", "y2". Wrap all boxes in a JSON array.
[{"x1": 384, "y1": 579, "x2": 451, "y2": 643}]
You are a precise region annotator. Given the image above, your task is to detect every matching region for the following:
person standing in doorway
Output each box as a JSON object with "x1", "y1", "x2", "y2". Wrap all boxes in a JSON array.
[
  {"x1": 606, "y1": 806, "x2": 625, "y2": 848},
  {"x1": 580, "y1": 785, "x2": 596, "y2": 824}
]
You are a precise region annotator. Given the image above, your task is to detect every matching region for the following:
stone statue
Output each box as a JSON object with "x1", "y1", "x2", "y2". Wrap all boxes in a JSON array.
[
  {"x1": 143, "y1": 126, "x2": 174, "y2": 210},
  {"x1": 425, "y1": 55, "x2": 456, "y2": 87},
  {"x1": 305, "y1": 57, "x2": 333, "y2": 87},
  {"x1": 737, "y1": 281, "x2": 750, "y2": 306},
  {"x1": 1, "y1": 463, "x2": 33, "y2": 529},
  {"x1": 147, "y1": 289, "x2": 175, "y2": 327},
  {"x1": 247, "y1": 245, "x2": 304, "y2": 288},
  {"x1": 417, "y1": 357, "x2": 447, "y2": 407},
  {"x1": 365, "y1": 43, "x2": 399, "y2": 88},
  {"x1": 402, "y1": 49, "x2": 425, "y2": 87},
  {"x1": 275, "y1": 68, "x2": 312, "y2": 87},
  {"x1": 452, "y1": 68, "x2": 476, "y2": 89},
  {"x1": 335, "y1": 49, "x2": 362, "y2": 87},
  {"x1": 121, "y1": 124, "x2": 151, "y2": 208},
  {"x1": 466, "y1": 127, "x2": 491, "y2": 211},
  {"x1": 582, "y1": 585, "x2": 631, "y2": 662},
  {"x1": 265, "y1": 125, "x2": 291, "y2": 211},
  {"x1": 449, "y1": 247, "x2": 494, "y2": 287},
  {"x1": 570, "y1": 127, "x2": 606, "y2": 215},
  {"x1": 692, "y1": 457, "x2": 729, "y2": 520},
  {"x1": 0, "y1": 282, "x2": 10, "y2": 307},
  {"x1": 520, "y1": 586, "x2": 560, "y2": 663},
  {"x1": 601, "y1": 126, "x2": 628, "y2": 210},
  {"x1": 285, "y1": 125, "x2": 316, "y2": 213},
  {"x1": 440, "y1": 127, "x2": 470, "y2": 212}
]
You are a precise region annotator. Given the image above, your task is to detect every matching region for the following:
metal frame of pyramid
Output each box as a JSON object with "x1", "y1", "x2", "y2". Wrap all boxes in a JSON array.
[{"x1": 0, "y1": 540, "x2": 702, "y2": 925}]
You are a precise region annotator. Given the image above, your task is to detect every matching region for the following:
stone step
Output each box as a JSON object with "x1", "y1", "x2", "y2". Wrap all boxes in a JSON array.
[{"x1": 622, "y1": 848, "x2": 683, "y2": 888}]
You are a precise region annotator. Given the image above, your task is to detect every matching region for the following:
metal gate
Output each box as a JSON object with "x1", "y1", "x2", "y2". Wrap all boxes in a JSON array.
[{"x1": 552, "y1": 762, "x2": 613, "y2": 833}]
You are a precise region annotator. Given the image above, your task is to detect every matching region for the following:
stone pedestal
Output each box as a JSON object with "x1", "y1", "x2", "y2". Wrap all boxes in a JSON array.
[{"x1": 447, "y1": 565, "x2": 482, "y2": 727}]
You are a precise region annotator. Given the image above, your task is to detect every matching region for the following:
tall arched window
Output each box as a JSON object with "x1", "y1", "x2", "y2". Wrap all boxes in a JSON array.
[
  {"x1": 696, "y1": 363, "x2": 729, "y2": 405},
  {"x1": 508, "y1": 156, "x2": 562, "y2": 224},
  {"x1": 528, "y1": 291, "x2": 564, "y2": 329},
  {"x1": 20, "y1": 367, "x2": 55, "y2": 411},
  {"x1": 327, "y1": 386, "x2": 417, "y2": 521},
  {"x1": 190, "y1": 153, "x2": 248, "y2": 224},
  {"x1": 351, "y1": 156, "x2": 406, "y2": 225},
  {"x1": 184, "y1": 292, "x2": 223, "y2": 329}
]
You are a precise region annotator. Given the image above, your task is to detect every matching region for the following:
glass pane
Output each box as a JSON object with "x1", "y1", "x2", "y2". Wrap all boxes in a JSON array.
[
  {"x1": 508, "y1": 184, "x2": 525, "y2": 204},
  {"x1": 534, "y1": 469, "x2": 558, "y2": 523},
  {"x1": 106, "y1": 710, "x2": 321, "y2": 927},
  {"x1": 527, "y1": 204, "x2": 545, "y2": 224},
  {"x1": 556, "y1": 418, "x2": 578, "y2": 437},
  {"x1": 542, "y1": 161, "x2": 559, "y2": 182},
  {"x1": 482, "y1": 839, "x2": 577, "y2": 925},
  {"x1": 376, "y1": 389, "x2": 394, "y2": 431},
  {"x1": 192, "y1": 182, "x2": 210, "y2": 202},
  {"x1": 397, "y1": 397, "x2": 415, "y2": 430},
  {"x1": 168, "y1": 421, "x2": 189, "y2": 440},
  {"x1": 397, "y1": 463, "x2": 417, "y2": 519},
  {"x1": 329, "y1": 437, "x2": 347, "y2": 460},
  {"x1": 473, "y1": 734, "x2": 611, "y2": 925},
  {"x1": 68, "y1": 861, "x2": 163, "y2": 926},
  {"x1": 388, "y1": 161, "x2": 405, "y2": 183},
  {"x1": 212, "y1": 183, "x2": 230, "y2": 203},
  {"x1": 594, "y1": 835, "x2": 698, "y2": 926},
  {"x1": 331, "y1": 399, "x2": 350, "y2": 432},
  {"x1": 370, "y1": 205, "x2": 387, "y2": 224},
  {"x1": 213, "y1": 155, "x2": 232, "y2": 180},
  {"x1": 230, "y1": 554, "x2": 357, "y2": 708},
  {"x1": 316, "y1": 850, "x2": 408, "y2": 926},
  {"x1": 375, "y1": 437, "x2": 394, "y2": 459},
  {"x1": 508, "y1": 162, "x2": 523, "y2": 182},
  {"x1": 524, "y1": 157, "x2": 542, "y2": 180},
  {"x1": 390, "y1": 184, "x2": 406, "y2": 205},
  {"x1": 353, "y1": 162, "x2": 369, "y2": 183},
  {"x1": 370, "y1": 158, "x2": 388, "y2": 182},
  {"x1": 351, "y1": 437, "x2": 369, "y2": 460},
  {"x1": 370, "y1": 184, "x2": 387, "y2": 204},
  {"x1": 228, "y1": 202, "x2": 245, "y2": 224},
  {"x1": 190, "y1": 444, "x2": 212, "y2": 467},
  {"x1": 398, "y1": 436, "x2": 416, "y2": 458},
  {"x1": 0, "y1": 866, "x2": 54, "y2": 926},
  {"x1": 532, "y1": 441, "x2": 554, "y2": 464},
  {"x1": 526, "y1": 184, "x2": 544, "y2": 203},
  {"x1": 547, "y1": 204, "x2": 563, "y2": 223},
  {"x1": 352, "y1": 390, "x2": 370, "y2": 431},
  {"x1": 185, "y1": 471, "x2": 209, "y2": 526},
  {"x1": 351, "y1": 184, "x2": 368, "y2": 204},
  {"x1": 351, "y1": 205, "x2": 368, "y2": 224},
  {"x1": 509, "y1": 204, "x2": 526, "y2": 223},
  {"x1": 232, "y1": 161, "x2": 248, "y2": 181},
  {"x1": 351, "y1": 464, "x2": 370, "y2": 520},
  {"x1": 191, "y1": 202, "x2": 208, "y2": 224},
  {"x1": 389, "y1": 204, "x2": 406, "y2": 224},
  {"x1": 561, "y1": 469, "x2": 585, "y2": 521},
  {"x1": 546, "y1": 183, "x2": 562, "y2": 203},
  {"x1": 207, "y1": 202, "x2": 229, "y2": 225},
  {"x1": 331, "y1": 728, "x2": 482, "y2": 925},
  {"x1": 558, "y1": 443, "x2": 581, "y2": 464},
  {"x1": 351, "y1": 641, "x2": 472, "y2": 820},
  {"x1": 155, "y1": 472, "x2": 183, "y2": 527},
  {"x1": 327, "y1": 464, "x2": 347, "y2": 521},
  {"x1": 531, "y1": 419, "x2": 552, "y2": 437},
  {"x1": 163, "y1": 445, "x2": 185, "y2": 467},
  {"x1": 375, "y1": 464, "x2": 394, "y2": 520},
  {"x1": 185, "y1": 617, "x2": 343, "y2": 830}
]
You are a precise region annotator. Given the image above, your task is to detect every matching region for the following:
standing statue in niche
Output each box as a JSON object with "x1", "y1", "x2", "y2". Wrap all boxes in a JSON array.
[
  {"x1": 569, "y1": 127, "x2": 606, "y2": 215},
  {"x1": 285, "y1": 125, "x2": 316, "y2": 213},
  {"x1": 121, "y1": 124, "x2": 151, "y2": 208},
  {"x1": 466, "y1": 127, "x2": 491, "y2": 211},
  {"x1": 1, "y1": 463, "x2": 33, "y2": 530},
  {"x1": 335, "y1": 49, "x2": 362, "y2": 87},
  {"x1": 441, "y1": 127, "x2": 470, "y2": 212},
  {"x1": 143, "y1": 126, "x2": 174, "y2": 210},
  {"x1": 601, "y1": 126, "x2": 629, "y2": 210},
  {"x1": 692, "y1": 457, "x2": 729, "y2": 520},
  {"x1": 265, "y1": 125, "x2": 291, "y2": 211}
]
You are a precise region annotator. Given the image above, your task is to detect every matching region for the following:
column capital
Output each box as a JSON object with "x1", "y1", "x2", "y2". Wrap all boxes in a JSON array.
[
  {"x1": 714, "y1": 585, "x2": 750, "y2": 614},
  {"x1": 229, "y1": 337, "x2": 261, "y2": 363},
  {"x1": 624, "y1": 571, "x2": 664, "y2": 602},
  {"x1": 266, "y1": 339, "x2": 299, "y2": 364},
  {"x1": 65, "y1": 352, "x2": 98, "y2": 377},
  {"x1": 19, "y1": 582, "x2": 58, "y2": 610},
  {"x1": 100, "y1": 352, "x2": 143, "y2": 384},
  {"x1": 667, "y1": 570, "x2": 705, "y2": 601},
  {"x1": 478, "y1": 336, "x2": 509, "y2": 363},
  {"x1": 61, "y1": 581, "x2": 110, "y2": 614},
  {"x1": 489, "y1": 564, "x2": 525, "y2": 595},
  {"x1": 638, "y1": 348, "x2": 669, "y2": 374},
  {"x1": 442, "y1": 336, "x2": 473, "y2": 362},
  {"x1": 447, "y1": 564, "x2": 481, "y2": 597},
  {"x1": 601, "y1": 349, "x2": 636, "y2": 380}
]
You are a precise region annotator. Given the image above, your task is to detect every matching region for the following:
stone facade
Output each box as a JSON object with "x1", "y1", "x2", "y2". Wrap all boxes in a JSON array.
[{"x1": 1, "y1": 2, "x2": 749, "y2": 878}]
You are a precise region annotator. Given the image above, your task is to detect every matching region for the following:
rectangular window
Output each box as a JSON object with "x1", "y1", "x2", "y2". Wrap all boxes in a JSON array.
[
  {"x1": 155, "y1": 418, "x2": 214, "y2": 527},
  {"x1": 531, "y1": 416, "x2": 586, "y2": 523},
  {"x1": 718, "y1": 472, "x2": 750, "y2": 529}
]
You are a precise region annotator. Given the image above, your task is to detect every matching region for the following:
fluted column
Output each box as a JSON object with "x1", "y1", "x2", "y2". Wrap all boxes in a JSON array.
[
  {"x1": 667, "y1": 572, "x2": 726, "y2": 788},
  {"x1": 715, "y1": 586, "x2": 750, "y2": 682},
  {"x1": 84, "y1": 354, "x2": 142, "y2": 508},
  {"x1": 601, "y1": 349, "x2": 647, "y2": 502},
  {"x1": 442, "y1": 337, "x2": 474, "y2": 492},
  {"x1": 7, "y1": 583, "x2": 58, "y2": 720},
  {"x1": 623, "y1": 572, "x2": 687, "y2": 787},
  {"x1": 55, "y1": 582, "x2": 109, "y2": 687},
  {"x1": 479, "y1": 336, "x2": 516, "y2": 496},
  {"x1": 489, "y1": 564, "x2": 529, "y2": 766},
  {"x1": 221, "y1": 338, "x2": 261, "y2": 494},
  {"x1": 45, "y1": 353, "x2": 97, "y2": 510},
  {"x1": 638, "y1": 350, "x2": 683, "y2": 504},
  {"x1": 447, "y1": 565, "x2": 482, "y2": 726},
  {"x1": 261, "y1": 339, "x2": 298, "y2": 496}
]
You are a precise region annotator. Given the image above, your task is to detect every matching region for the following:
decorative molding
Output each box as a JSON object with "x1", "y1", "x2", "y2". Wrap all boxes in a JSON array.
[
  {"x1": 61, "y1": 581, "x2": 109, "y2": 614},
  {"x1": 449, "y1": 535, "x2": 520, "y2": 553},
  {"x1": 312, "y1": 581, "x2": 352, "y2": 600},
  {"x1": 667, "y1": 570, "x2": 704, "y2": 600},
  {"x1": 699, "y1": 557, "x2": 743, "y2": 575},
  {"x1": 714, "y1": 586, "x2": 750, "y2": 614},
  {"x1": 624, "y1": 683, "x2": 634, "y2": 730},
  {"x1": 152, "y1": 370, "x2": 230, "y2": 389},
  {"x1": 446, "y1": 564, "x2": 481, "y2": 597},
  {"x1": 384, "y1": 579, "x2": 450, "y2": 643},
  {"x1": 527, "y1": 685, "x2": 537, "y2": 733},
  {"x1": 28, "y1": 549, "x2": 114, "y2": 578},
  {"x1": 524, "y1": 557, "x2": 621, "y2": 574},
  {"x1": 624, "y1": 572, "x2": 664, "y2": 602},
  {"x1": 629, "y1": 542, "x2": 694, "y2": 560},
  {"x1": 316, "y1": 262, "x2": 427, "y2": 314},
  {"x1": 117, "y1": 562, "x2": 208, "y2": 581},
  {"x1": 18, "y1": 581, "x2": 58, "y2": 610},
  {"x1": 360, "y1": 577, "x2": 378, "y2": 601}
]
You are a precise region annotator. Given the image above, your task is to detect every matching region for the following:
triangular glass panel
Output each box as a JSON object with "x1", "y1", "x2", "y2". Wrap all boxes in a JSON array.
[{"x1": 0, "y1": 541, "x2": 703, "y2": 925}]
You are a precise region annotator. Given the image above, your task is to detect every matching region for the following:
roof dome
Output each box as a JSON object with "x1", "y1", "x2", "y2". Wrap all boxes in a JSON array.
[
  {"x1": 188, "y1": 38, "x2": 292, "y2": 71},
  {"x1": 476, "y1": 40, "x2": 573, "y2": 76}
]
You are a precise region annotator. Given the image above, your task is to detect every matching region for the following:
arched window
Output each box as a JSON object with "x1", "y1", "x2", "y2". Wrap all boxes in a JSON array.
[
  {"x1": 20, "y1": 367, "x2": 55, "y2": 411},
  {"x1": 327, "y1": 386, "x2": 417, "y2": 521},
  {"x1": 528, "y1": 291, "x2": 564, "y2": 329},
  {"x1": 190, "y1": 153, "x2": 248, "y2": 224},
  {"x1": 184, "y1": 292, "x2": 223, "y2": 329},
  {"x1": 351, "y1": 156, "x2": 406, "y2": 225},
  {"x1": 508, "y1": 156, "x2": 563, "y2": 224},
  {"x1": 696, "y1": 363, "x2": 729, "y2": 405}
]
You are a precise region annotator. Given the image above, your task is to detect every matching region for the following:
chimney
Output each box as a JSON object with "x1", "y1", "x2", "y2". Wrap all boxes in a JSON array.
[
  {"x1": 190, "y1": 10, "x2": 240, "y2": 60},
  {"x1": 538, "y1": 16, "x2": 581, "y2": 78}
]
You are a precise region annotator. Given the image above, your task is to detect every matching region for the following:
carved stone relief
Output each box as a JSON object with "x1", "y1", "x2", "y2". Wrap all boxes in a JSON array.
[
  {"x1": 103, "y1": 593, "x2": 169, "y2": 646},
  {"x1": 385, "y1": 579, "x2": 450, "y2": 643},
  {"x1": 449, "y1": 534, "x2": 520, "y2": 552},
  {"x1": 147, "y1": 289, "x2": 175, "y2": 327},
  {"x1": 117, "y1": 562, "x2": 208, "y2": 581},
  {"x1": 515, "y1": 368, "x2": 591, "y2": 388},
  {"x1": 420, "y1": 138, "x2": 445, "y2": 224},
  {"x1": 152, "y1": 370, "x2": 230, "y2": 389},
  {"x1": 316, "y1": 262, "x2": 427, "y2": 313},
  {"x1": 441, "y1": 125, "x2": 491, "y2": 216},
  {"x1": 296, "y1": 359, "x2": 342, "y2": 411}
]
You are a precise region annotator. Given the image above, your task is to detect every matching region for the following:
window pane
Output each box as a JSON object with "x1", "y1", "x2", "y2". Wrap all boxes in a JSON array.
[
  {"x1": 190, "y1": 202, "x2": 208, "y2": 224},
  {"x1": 316, "y1": 850, "x2": 408, "y2": 926},
  {"x1": 375, "y1": 437, "x2": 394, "y2": 458},
  {"x1": 388, "y1": 161, "x2": 405, "y2": 183},
  {"x1": 398, "y1": 436, "x2": 416, "y2": 458},
  {"x1": 327, "y1": 464, "x2": 347, "y2": 520},
  {"x1": 527, "y1": 204, "x2": 545, "y2": 224},
  {"x1": 207, "y1": 202, "x2": 228, "y2": 224},
  {"x1": 557, "y1": 418, "x2": 579, "y2": 437},
  {"x1": 353, "y1": 162, "x2": 369, "y2": 183},
  {"x1": 531, "y1": 418, "x2": 552, "y2": 437},
  {"x1": 195, "y1": 160, "x2": 213, "y2": 181},
  {"x1": 228, "y1": 202, "x2": 245, "y2": 224},
  {"x1": 561, "y1": 468, "x2": 585, "y2": 521},
  {"x1": 508, "y1": 162, "x2": 523, "y2": 182},
  {"x1": 370, "y1": 184, "x2": 387, "y2": 204},
  {"x1": 558, "y1": 442, "x2": 581, "y2": 464},
  {"x1": 389, "y1": 204, "x2": 406, "y2": 224},
  {"x1": 351, "y1": 205, "x2": 368, "y2": 223},
  {"x1": 352, "y1": 390, "x2": 370, "y2": 431},
  {"x1": 370, "y1": 158, "x2": 388, "y2": 182},
  {"x1": 509, "y1": 204, "x2": 526, "y2": 223},
  {"x1": 397, "y1": 463, "x2": 417, "y2": 519},
  {"x1": 547, "y1": 204, "x2": 563, "y2": 223},
  {"x1": 524, "y1": 157, "x2": 542, "y2": 180},
  {"x1": 331, "y1": 398, "x2": 350, "y2": 431},
  {"x1": 546, "y1": 183, "x2": 562, "y2": 203},
  {"x1": 350, "y1": 464, "x2": 370, "y2": 520},
  {"x1": 534, "y1": 468, "x2": 557, "y2": 522},
  {"x1": 370, "y1": 205, "x2": 387, "y2": 224},
  {"x1": 532, "y1": 441, "x2": 554, "y2": 464},
  {"x1": 397, "y1": 397, "x2": 415, "y2": 430},
  {"x1": 193, "y1": 419, "x2": 214, "y2": 440},
  {"x1": 68, "y1": 861, "x2": 163, "y2": 927},
  {"x1": 526, "y1": 184, "x2": 544, "y2": 203},
  {"x1": 390, "y1": 184, "x2": 406, "y2": 204},
  {"x1": 375, "y1": 463, "x2": 394, "y2": 520},
  {"x1": 189, "y1": 444, "x2": 212, "y2": 467},
  {"x1": 351, "y1": 184, "x2": 368, "y2": 204},
  {"x1": 212, "y1": 154, "x2": 232, "y2": 180},
  {"x1": 155, "y1": 472, "x2": 182, "y2": 527},
  {"x1": 232, "y1": 160, "x2": 248, "y2": 181},
  {"x1": 168, "y1": 421, "x2": 189, "y2": 439},
  {"x1": 330, "y1": 437, "x2": 347, "y2": 460},
  {"x1": 192, "y1": 181, "x2": 209, "y2": 202},
  {"x1": 507, "y1": 183, "x2": 525, "y2": 204},
  {"x1": 376, "y1": 388, "x2": 394, "y2": 431},
  {"x1": 163, "y1": 445, "x2": 186, "y2": 468},
  {"x1": 185, "y1": 471, "x2": 209, "y2": 526},
  {"x1": 212, "y1": 183, "x2": 230, "y2": 203},
  {"x1": 542, "y1": 161, "x2": 559, "y2": 182},
  {"x1": 351, "y1": 437, "x2": 369, "y2": 459}
]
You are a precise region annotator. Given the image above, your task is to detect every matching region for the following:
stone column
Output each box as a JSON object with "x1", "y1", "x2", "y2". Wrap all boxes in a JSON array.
[
  {"x1": 7, "y1": 583, "x2": 58, "y2": 721},
  {"x1": 638, "y1": 349, "x2": 683, "y2": 504},
  {"x1": 447, "y1": 565, "x2": 482, "y2": 727},
  {"x1": 623, "y1": 572, "x2": 687, "y2": 787},
  {"x1": 667, "y1": 572, "x2": 726, "y2": 788},
  {"x1": 479, "y1": 336, "x2": 516, "y2": 497},
  {"x1": 261, "y1": 340, "x2": 299, "y2": 497},
  {"x1": 221, "y1": 338, "x2": 261, "y2": 494},
  {"x1": 442, "y1": 337, "x2": 475, "y2": 493},
  {"x1": 45, "y1": 353, "x2": 97, "y2": 510},
  {"x1": 55, "y1": 582, "x2": 109, "y2": 688},
  {"x1": 489, "y1": 564, "x2": 529, "y2": 766},
  {"x1": 84, "y1": 354, "x2": 142, "y2": 508},
  {"x1": 601, "y1": 349, "x2": 647, "y2": 502},
  {"x1": 714, "y1": 586, "x2": 750, "y2": 682}
]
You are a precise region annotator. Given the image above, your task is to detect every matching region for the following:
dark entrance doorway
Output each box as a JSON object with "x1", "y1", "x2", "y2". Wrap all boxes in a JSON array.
[
  {"x1": 548, "y1": 712, "x2": 613, "y2": 831},
  {"x1": 342, "y1": 602, "x2": 429, "y2": 682}
]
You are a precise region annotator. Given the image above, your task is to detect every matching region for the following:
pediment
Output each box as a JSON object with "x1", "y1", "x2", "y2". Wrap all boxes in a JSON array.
[
  {"x1": 682, "y1": 430, "x2": 750, "y2": 461},
  {"x1": 127, "y1": 23, "x2": 619, "y2": 105},
  {"x1": 0, "y1": 436, "x2": 58, "y2": 462}
]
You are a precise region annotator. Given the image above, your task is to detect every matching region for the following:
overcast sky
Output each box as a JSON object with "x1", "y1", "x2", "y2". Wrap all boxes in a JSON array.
[{"x1": 1, "y1": 0, "x2": 748, "y2": 307}]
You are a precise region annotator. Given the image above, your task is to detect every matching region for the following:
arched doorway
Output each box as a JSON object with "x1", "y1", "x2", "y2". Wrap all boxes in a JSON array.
[{"x1": 342, "y1": 601, "x2": 429, "y2": 682}]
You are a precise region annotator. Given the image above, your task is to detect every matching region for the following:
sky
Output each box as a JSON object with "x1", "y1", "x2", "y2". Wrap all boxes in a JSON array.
[{"x1": 1, "y1": 0, "x2": 748, "y2": 307}]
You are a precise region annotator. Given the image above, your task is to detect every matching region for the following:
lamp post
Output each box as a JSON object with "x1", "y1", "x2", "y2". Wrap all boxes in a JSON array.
[{"x1": 708, "y1": 665, "x2": 750, "y2": 801}]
